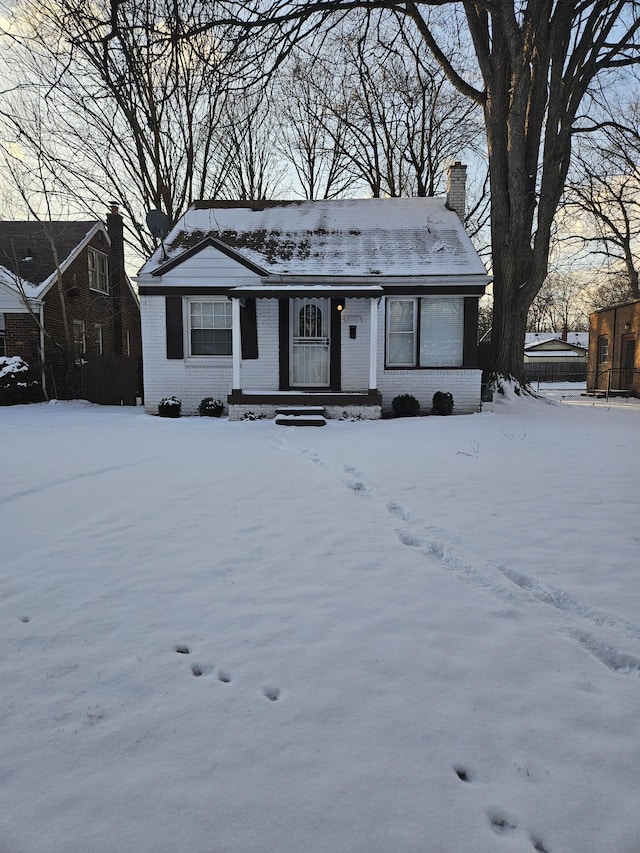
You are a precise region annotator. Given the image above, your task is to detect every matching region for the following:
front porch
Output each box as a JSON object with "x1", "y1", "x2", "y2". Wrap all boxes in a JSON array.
[{"x1": 227, "y1": 389, "x2": 383, "y2": 421}]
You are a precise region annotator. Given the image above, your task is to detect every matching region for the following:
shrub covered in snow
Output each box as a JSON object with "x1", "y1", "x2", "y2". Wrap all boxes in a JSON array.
[
  {"x1": 198, "y1": 397, "x2": 224, "y2": 417},
  {"x1": 392, "y1": 393, "x2": 420, "y2": 417},
  {"x1": 158, "y1": 396, "x2": 182, "y2": 418},
  {"x1": 0, "y1": 356, "x2": 44, "y2": 406},
  {"x1": 432, "y1": 391, "x2": 454, "y2": 415}
]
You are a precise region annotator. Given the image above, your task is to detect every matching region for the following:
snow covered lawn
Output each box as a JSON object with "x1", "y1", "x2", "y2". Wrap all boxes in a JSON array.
[{"x1": 1, "y1": 389, "x2": 639, "y2": 853}]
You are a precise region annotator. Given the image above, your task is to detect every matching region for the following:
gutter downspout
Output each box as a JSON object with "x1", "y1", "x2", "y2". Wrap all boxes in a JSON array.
[
  {"x1": 611, "y1": 305, "x2": 618, "y2": 397},
  {"x1": 39, "y1": 302, "x2": 48, "y2": 400}
]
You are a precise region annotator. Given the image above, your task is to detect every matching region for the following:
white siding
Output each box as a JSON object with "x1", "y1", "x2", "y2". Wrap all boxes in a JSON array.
[
  {"x1": 340, "y1": 298, "x2": 371, "y2": 391},
  {"x1": 142, "y1": 293, "x2": 481, "y2": 416},
  {"x1": 375, "y1": 299, "x2": 481, "y2": 414},
  {"x1": 240, "y1": 299, "x2": 279, "y2": 390},
  {"x1": 145, "y1": 245, "x2": 261, "y2": 288},
  {"x1": 142, "y1": 295, "x2": 280, "y2": 415},
  {"x1": 0, "y1": 283, "x2": 32, "y2": 313}
]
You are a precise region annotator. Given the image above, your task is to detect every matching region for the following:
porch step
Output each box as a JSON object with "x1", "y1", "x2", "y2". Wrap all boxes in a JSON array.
[{"x1": 275, "y1": 406, "x2": 327, "y2": 427}]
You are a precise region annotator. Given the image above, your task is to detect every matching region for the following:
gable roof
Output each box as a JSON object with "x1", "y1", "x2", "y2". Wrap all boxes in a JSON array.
[
  {"x1": 524, "y1": 332, "x2": 589, "y2": 352},
  {"x1": 0, "y1": 220, "x2": 104, "y2": 297},
  {"x1": 139, "y1": 198, "x2": 489, "y2": 280}
]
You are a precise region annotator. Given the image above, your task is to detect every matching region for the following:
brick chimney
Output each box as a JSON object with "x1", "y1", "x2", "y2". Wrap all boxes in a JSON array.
[
  {"x1": 106, "y1": 202, "x2": 124, "y2": 354},
  {"x1": 446, "y1": 161, "x2": 467, "y2": 221}
]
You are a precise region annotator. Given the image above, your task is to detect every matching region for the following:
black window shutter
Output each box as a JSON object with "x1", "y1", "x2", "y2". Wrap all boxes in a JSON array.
[
  {"x1": 165, "y1": 297, "x2": 184, "y2": 359},
  {"x1": 240, "y1": 298, "x2": 258, "y2": 359}
]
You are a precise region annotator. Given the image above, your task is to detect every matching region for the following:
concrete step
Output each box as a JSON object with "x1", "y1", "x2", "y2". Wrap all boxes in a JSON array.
[
  {"x1": 275, "y1": 405, "x2": 326, "y2": 416},
  {"x1": 275, "y1": 414, "x2": 327, "y2": 427}
]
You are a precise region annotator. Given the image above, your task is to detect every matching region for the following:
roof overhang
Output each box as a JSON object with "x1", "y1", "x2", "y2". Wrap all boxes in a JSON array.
[
  {"x1": 0, "y1": 277, "x2": 42, "y2": 309},
  {"x1": 228, "y1": 284, "x2": 384, "y2": 299}
]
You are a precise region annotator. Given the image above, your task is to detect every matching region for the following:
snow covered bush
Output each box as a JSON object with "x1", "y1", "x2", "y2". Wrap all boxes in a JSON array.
[
  {"x1": 158, "y1": 396, "x2": 182, "y2": 418},
  {"x1": 241, "y1": 411, "x2": 265, "y2": 421},
  {"x1": 432, "y1": 391, "x2": 454, "y2": 416},
  {"x1": 391, "y1": 394, "x2": 420, "y2": 417},
  {"x1": 0, "y1": 356, "x2": 44, "y2": 406},
  {"x1": 198, "y1": 397, "x2": 224, "y2": 417}
]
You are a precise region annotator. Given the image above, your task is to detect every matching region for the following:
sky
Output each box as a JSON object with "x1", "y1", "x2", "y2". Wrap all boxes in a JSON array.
[{"x1": 1, "y1": 386, "x2": 639, "y2": 853}]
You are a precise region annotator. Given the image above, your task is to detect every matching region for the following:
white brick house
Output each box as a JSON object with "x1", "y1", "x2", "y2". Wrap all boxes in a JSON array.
[{"x1": 136, "y1": 168, "x2": 490, "y2": 419}]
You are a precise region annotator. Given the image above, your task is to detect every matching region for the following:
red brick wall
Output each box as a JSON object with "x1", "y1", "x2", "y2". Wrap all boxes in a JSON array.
[
  {"x1": 4, "y1": 313, "x2": 40, "y2": 367},
  {"x1": 4, "y1": 229, "x2": 142, "y2": 399},
  {"x1": 588, "y1": 301, "x2": 640, "y2": 396}
]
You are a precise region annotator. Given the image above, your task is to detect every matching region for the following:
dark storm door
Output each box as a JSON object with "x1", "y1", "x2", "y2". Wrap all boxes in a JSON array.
[{"x1": 622, "y1": 338, "x2": 635, "y2": 387}]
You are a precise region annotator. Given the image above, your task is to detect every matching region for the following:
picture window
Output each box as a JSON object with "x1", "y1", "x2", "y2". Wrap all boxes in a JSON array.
[{"x1": 386, "y1": 297, "x2": 464, "y2": 367}]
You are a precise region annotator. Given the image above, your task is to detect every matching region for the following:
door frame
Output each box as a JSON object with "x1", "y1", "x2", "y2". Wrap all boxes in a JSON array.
[
  {"x1": 279, "y1": 298, "x2": 341, "y2": 391},
  {"x1": 290, "y1": 297, "x2": 331, "y2": 387},
  {"x1": 621, "y1": 335, "x2": 636, "y2": 388}
]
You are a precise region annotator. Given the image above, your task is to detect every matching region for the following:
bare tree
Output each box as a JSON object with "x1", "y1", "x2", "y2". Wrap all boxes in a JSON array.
[
  {"x1": 0, "y1": 140, "x2": 75, "y2": 395},
  {"x1": 275, "y1": 55, "x2": 358, "y2": 199},
  {"x1": 527, "y1": 272, "x2": 590, "y2": 333},
  {"x1": 297, "y1": 13, "x2": 483, "y2": 199},
  {"x1": 585, "y1": 270, "x2": 636, "y2": 311},
  {"x1": 217, "y1": 90, "x2": 289, "y2": 200},
  {"x1": 150, "y1": 0, "x2": 640, "y2": 383},
  {"x1": 0, "y1": 0, "x2": 243, "y2": 256},
  {"x1": 565, "y1": 91, "x2": 640, "y2": 300}
]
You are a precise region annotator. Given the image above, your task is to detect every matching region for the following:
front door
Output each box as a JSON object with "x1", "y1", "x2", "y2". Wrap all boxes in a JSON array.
[
  {"x1": 622, "y1": 337, "x2": 636, "y2": 387},
  {"x1": 291, "y1": 298, "x2": 331, "y2": 387}
]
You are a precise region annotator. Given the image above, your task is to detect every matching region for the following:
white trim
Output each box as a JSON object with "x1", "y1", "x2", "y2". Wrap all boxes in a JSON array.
[
  {"x1": 88, "y1": 247, "x2": 110, "y2": 294},
  {"x1": 386, "y1": 297, "x2": 418, "y2": 367},
  {"x1": 186, "y1": 296, "x2": 233, "y2": 358},
  {"x1": 94, "y1": 323, "x2": 104, "y2": 355},
  {"x1": 32, "y1": 222, "x2": 105, "y2": 300},
  {"x1": 369, "y1": 298, "x2": 378, "y2": 390}
]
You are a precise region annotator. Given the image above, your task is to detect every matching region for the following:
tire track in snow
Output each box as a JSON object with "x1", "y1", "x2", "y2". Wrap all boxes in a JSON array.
[{"x1": 0, "y1": 454, "x2": 168, "y2": 506}]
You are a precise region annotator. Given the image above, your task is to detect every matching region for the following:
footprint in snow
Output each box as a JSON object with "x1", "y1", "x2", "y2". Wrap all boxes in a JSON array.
[
  {"x1": 174, "y1": 644, "x2": 190, "y2": 654},
  {"x1": 454, "y1": 766, "x2": 472, "y2": 782},
  {"x1": 217, "y1": 670, "x2": 232, "y2": 683},
  {"x1": 386, "y1": 500, "x2": 414, "y2": 523},
  {"x1": 300, "y1": 448, "x2": 325, "y2": 466},
  {"x1": 263, "y1": 687, "x2": 280, "y2": 702},
  {"x1": 487, "y1": 808, "x2": 518, "y2": 836},
  {"x1": 487, "y1": 808, "x2": 550, "y2": 851}
]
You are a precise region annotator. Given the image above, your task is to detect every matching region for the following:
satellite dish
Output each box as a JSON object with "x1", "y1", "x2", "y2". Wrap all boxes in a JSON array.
[{"x1": 146, "y1": 209, "x2": 171, "y2": 240}]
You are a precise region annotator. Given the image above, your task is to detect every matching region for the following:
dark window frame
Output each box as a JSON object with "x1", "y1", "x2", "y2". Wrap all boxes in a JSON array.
[{"x1": 384, "y1": 296, "x2": 465, "y2": 369}]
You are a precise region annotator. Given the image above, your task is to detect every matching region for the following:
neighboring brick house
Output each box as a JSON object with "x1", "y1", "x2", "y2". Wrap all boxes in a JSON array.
[
  {"x1": 0, "y1": 206, "x2": 141, "y2": 401},
  {"x1": 587, "y1": 298, "x2": 640, "y2": 397},
  {"x1": 136, "y1": 163, "x2": 491, "y2": 419}
]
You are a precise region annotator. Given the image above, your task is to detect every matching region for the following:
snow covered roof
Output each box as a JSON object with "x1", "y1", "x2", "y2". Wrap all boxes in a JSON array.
[
  {"x1": 0, "y1": 263, "x2": 29, "y2": 291},
  {"x1": 139, "y1": 198, "x2": 488, "y2": 280},
  {"x1": 525, "y1": 332, "x2": 589, "y2": 351},
  {"x1": 0, "y1": 220, "x2": 104, "y2": 297}
]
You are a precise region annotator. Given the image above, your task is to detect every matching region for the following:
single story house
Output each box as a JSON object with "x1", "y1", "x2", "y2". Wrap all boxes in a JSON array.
[
  {"x1": 587, "y1": 299, "x2": 640, "y2": 397},
  {"x1": 0, "y1": 207, "x2": 142, "y2": 402},
  {"x1": 136, "y1": 164, "x2": 490, "y2": 419},
  {"x1": 523, "y1": 331, "x2": 588, "y2": 382}
]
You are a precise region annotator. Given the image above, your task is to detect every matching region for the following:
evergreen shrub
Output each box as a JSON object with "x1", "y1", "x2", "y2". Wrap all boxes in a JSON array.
[
  {"x1": 432, "y1": 391, "x2": 454, "y2": 415},
  {"x1": 0, "y1": 356, "x2": 44, "y2": 405},
  {"x1": 158, "y1": 396, "x2": 182, "y2": 417},
  {"x1": 391, "y1": 393, "x2": 420, "y2": 417},
  {"x1": 198, "y1": 397, "x2": 224, "y2": 417}
]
